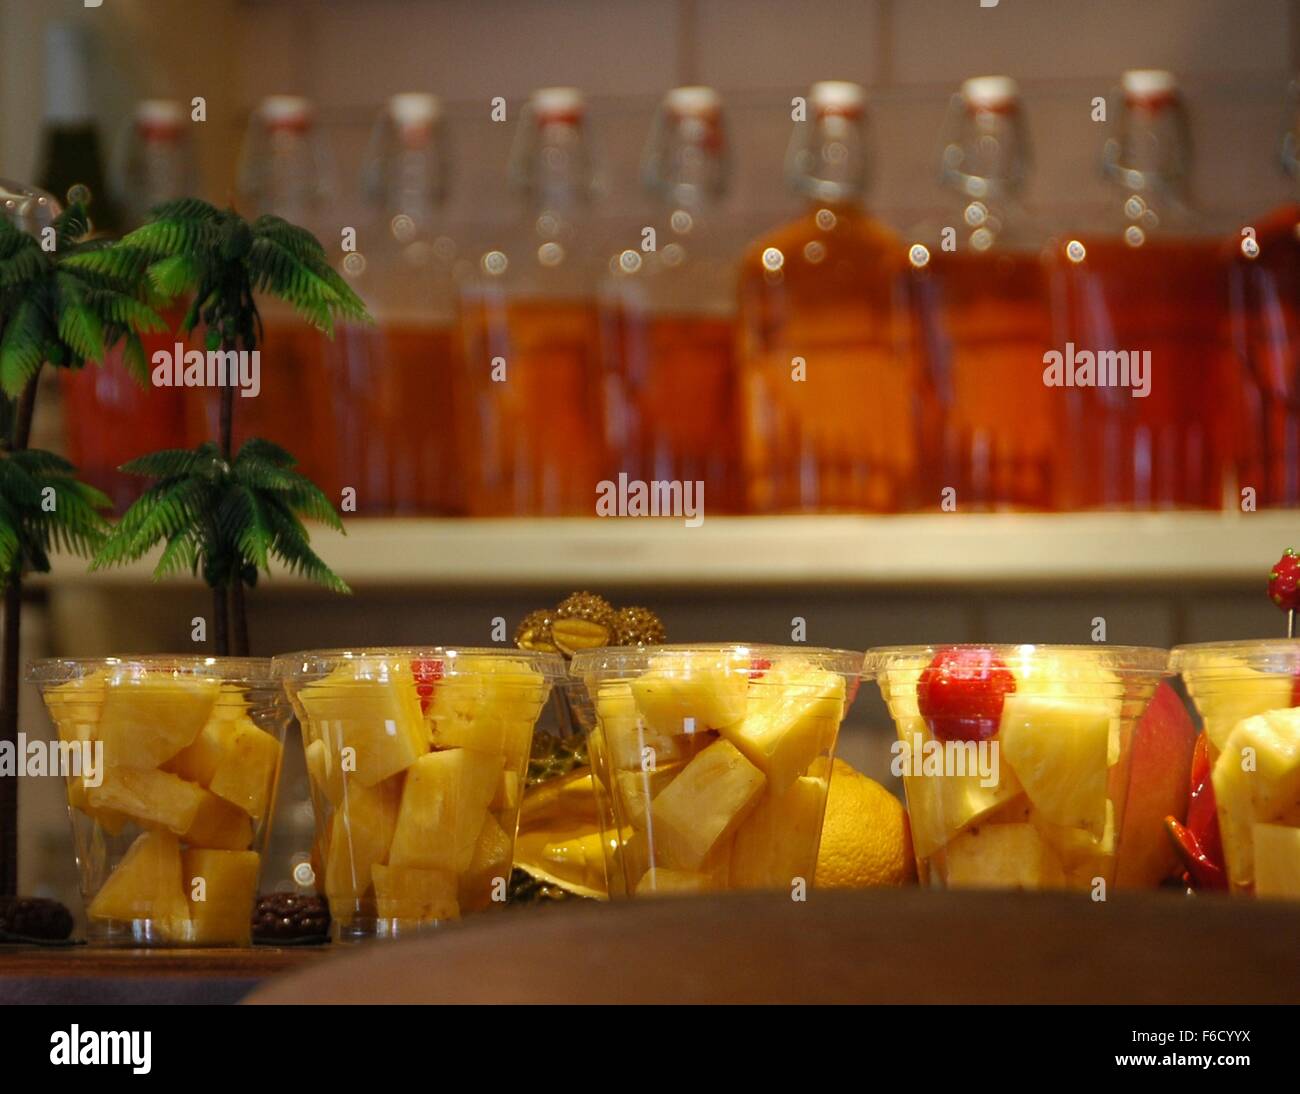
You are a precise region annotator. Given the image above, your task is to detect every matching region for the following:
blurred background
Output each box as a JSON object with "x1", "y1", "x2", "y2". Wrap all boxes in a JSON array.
[{"x1": 4, "y1": 0, "x2": 1300, "y2": 905}]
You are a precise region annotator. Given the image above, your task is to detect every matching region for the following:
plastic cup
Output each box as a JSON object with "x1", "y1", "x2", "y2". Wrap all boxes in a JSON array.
[
  {"x1": 1171, "y1": 640, "x2": 1300, "y2": 899},
  {"x1": 274, "y1": 647, "x2": 565, "y2": 939},
  {"x1": 27, "y1": 656, "x2": 288, "y2": 946},
  {"x1": 569, "y1": 644, "x2": 863, "y2": 898},
  {"x1": 868, "y1": 644, "x2": 1168, "y2": 892}
]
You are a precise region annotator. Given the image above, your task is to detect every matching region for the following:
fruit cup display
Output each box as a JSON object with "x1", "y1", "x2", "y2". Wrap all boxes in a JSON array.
[
  {"x1": 1171, "y1": 640, "x2": 1300, "y2": 900},
  {"x1": 28, "y1": 657, "x2": 289, "y2": 946},
  {"x1": 868, "y1": 645, "x2": 1169, "y2": 891},
  {"x1": 569, "y1": 645, "x2": 863, "y2": 897},
  {"x1": 275, "y1": 647, "x2": 566, "y2": 939}
]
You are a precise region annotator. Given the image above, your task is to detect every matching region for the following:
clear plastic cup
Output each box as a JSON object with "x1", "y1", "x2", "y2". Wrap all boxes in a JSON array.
[
  {"x1": 27, "y1": 656, "x2": 289, "y2": 946},
  {"x1": 569, "y1": 644, "x2": 863, "y2": 897},
  {"x1": 1171, "y1": 640, "x2": 1300, "y2": 899},
  {"x1": 274, "y1": 647, "x2": 565, "y2": 939},
  {"x1": 868, "y1": 644, "x2": 1168, "y2": 892}
]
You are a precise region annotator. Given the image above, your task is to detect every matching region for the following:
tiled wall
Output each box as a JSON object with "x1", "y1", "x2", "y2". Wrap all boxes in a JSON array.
[{"x1": 4, "y1": 0, "x2": 1299, "y2": 234}]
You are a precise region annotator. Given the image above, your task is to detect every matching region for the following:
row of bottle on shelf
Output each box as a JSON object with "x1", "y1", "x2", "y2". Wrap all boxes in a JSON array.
[{"x1": 45, "y1": 56, "x2": 1300, "y2": 514}]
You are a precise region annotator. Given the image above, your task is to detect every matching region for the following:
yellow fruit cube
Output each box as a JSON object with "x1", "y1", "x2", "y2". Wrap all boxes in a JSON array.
[
  {"x1": 943, "y1": 822, "x2": 1064, "y2": 889},
  {"x1": 731, "y1": 775, "x2": 827, "y2": 889},
  {"x1": 180, "y1": 849, "x2": 260, "y2": 944},
  {"x1": 304, "y1": 737, "x2": 344, "y2": 807},
  {"x1": 207, "y1": 717, "x2": 282, "y2": 821},
  {"x1": 1253, "y1": 824, "x2": 1300, "y2": 899},
  {"x1": 87, "y1": 829, "x2": 188, "y2": 928},
  {"x1": 96, "y1": 675, "x2": 221, "y2": 769},
  {"x1": 88, "y1": 765, "x2": 207, "y2": 834},
  {"x1": 297, "y1": 663, "x2": 427, "y2": 787},
  {"x1": 630, "y1": 650, "x2": 750, "y2": 735},
  {"x1": 373, "y1": 862, "x2": 460, "y2": 921},
  {"x1": 164, "y1": 706, "x2": 241, "y2": 786},
  {"x1": 182, "y1": 792, "x2": 254, "y2": 851},
  {"x1": 324, "y1": 775, "x2": 403, "y2": 912},
  {"x1": 999, "y1": 694, "x2": 1111, "y2": 836},
  {"x1": 1183, "y1": 658, "x2": 1293, "y2": 751},
  {"x1": 44, "y1": 670, "x2": 106, "y2": 740},
  {"x1": 649, "y1": 738, "x2": 766, "y2": 871},
  {"x1": 388, "y1": 749, "x2": 502, "y2": 873},
  {"x1": 460, "y1": 813, "x2": 515, "y2": 912},
  {"x1": 721, "y1": 665, "x2": 844, "y2": 793},
  {"x1": 491, "y1": 770, "x2": 520, "y2": 812},
  {"x1": 1032, "y1": 800, "x2": 1116, "y2": 888},
  {"x1": 1213, "y1": 730, "x2": 1257, "y2": 889},
  {"x1": 428, "y1": 657, "x2": 546, "y2": 768},
  {"x1": 614, "y1": 764, "x2": 683, "y2": 830}
]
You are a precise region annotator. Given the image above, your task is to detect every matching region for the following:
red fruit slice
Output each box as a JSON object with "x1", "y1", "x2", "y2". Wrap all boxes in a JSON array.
[
  {"x1": 412, "y1": 658, "x2": 443, "y2": 714},
  {"x1": 1164, "y1": 815, "x2": 1227, "y2": 891},
  {"x1": 916, "y1": 646, "x2": 1016, "y2": 742},
  {"x1": 748, "y1": 657, "x2": 772, "y2": 680},
  {"x1": 1184, "y1": 733, "x2": 1223, "y2": 873}
]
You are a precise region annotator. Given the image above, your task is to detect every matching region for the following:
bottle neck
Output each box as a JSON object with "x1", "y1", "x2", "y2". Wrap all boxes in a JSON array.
[
  {"x1": 941, "y1": 104, "x2": 1028, "y2": 207},
  {"x1": 1105, "y1": 98, "x2": 1192, "y2": 206},
  {"x1": 514, "y1": 116, "x2": 592, "y2": 219},
  {"x1": 645, "y1": 113, "x2": 727, "y2": 213},
  {"x1": 787, "y1": 109, "x2": 869, "y2": 206}
]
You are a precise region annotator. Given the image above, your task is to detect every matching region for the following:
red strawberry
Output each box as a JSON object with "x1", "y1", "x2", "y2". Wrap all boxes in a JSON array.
[
  {"x1": 412, "y1": 657, "x2": 443, "y2": 714},
  {"x1": 748, "y1": 657, "x2": 772, "y2": 680},
  {"x1": 916, "y1": 646, "x2": 1016, "y2": 742},
  {"x1": 1267, "y1": 547, "x2": 1300, "y2": 612}
]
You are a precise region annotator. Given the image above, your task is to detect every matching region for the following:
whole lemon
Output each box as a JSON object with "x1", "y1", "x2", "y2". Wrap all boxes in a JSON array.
[{"x1": 815, "y1": 758, "x2": 916, "y2": 888}]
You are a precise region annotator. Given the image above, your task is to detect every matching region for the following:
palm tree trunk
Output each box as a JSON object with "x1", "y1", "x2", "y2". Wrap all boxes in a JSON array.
[
  {"x1": 219, "y1": 378, "x2": 234, "y2": 462},
  {"x1": 215, "y1": 339, "x2": 239, "y2": 655},
  {"x1": 212, "y1": 584, "x2": 229, "y2": 656},
  {"x1": 0, "y1": 375, "x2": 39, "y2": 896}
]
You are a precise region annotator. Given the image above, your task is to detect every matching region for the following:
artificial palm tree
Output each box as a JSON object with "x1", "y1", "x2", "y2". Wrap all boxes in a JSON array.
[
  {"x1": 0, "y1": 201, "x2": 158, "y2": 895},
  {"x1": 87, "y1": 199, "x2": 368, "y2": 654}
]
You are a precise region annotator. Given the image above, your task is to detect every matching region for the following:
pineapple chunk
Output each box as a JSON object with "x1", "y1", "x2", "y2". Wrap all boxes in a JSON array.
[
  {"x1": 1213, "y1": 710, "x2": 1300, "y2": 888},
  {"x1": 731, "y1": 775, "x2": 828, "y2": 889},
  {"x1": 649, "y1": 738, "x2": 766, "y2": 871},
  {"x1": 1213, "y1": 730, "x2": 1257, "y2": 889},
  {"x1": 388, "y1": 749, "x2": 502, "y2": 873},
  {"x1": 894, "y1": 715, "x2": 1023, "y2": 860},
  {"x1": 182, "y1": 792, "x2": 254, "y2": 850},
  {"x1": 372, "y1": 863, "x2": 460, "y2": 922},
  {"x1": 1253, "y1": 824, "x2": 1300, "y2": 900},
  {"x1": 630, "y1": 650, "x2": 751, "y2": 735},
  {"x1": 492, "y1": 771, "x2": 520, "y2": 812},
  {"x1": 1032, "y1": 800, "x2": 1115, "y2": 888},
  {"x1": 324, "y1": 775, "x2": 403, "y2": 913},
  {"x1": 163, "y1": 691, "x2": 246, "y2": 785},
  {"x1": 428, "y1": 656, "x2": 546, "y2": 768},
  {"x1": 88, "y1": 765, "x2": 207, "y2": 834},
  {"x1": 721, "y1": 664, "x2": 844, "y2": 792},
  {"x1": 207, "y1": 717, "x2": 282, "y2": 821},
  {"x1": 460, "y1": 813, "x2": 515, "y2": 912},
  {"x1": 943, "y1": 822, "x2": 1064, "y2": 890},
  {"x1": 615, "y1": 764, "x2": 683, "y2": 830},
  {"x1": 597, "y1": 683, "x2": 707, "y2": 772},
  {"x1": 1182, "y1": 657, "x2": 1294, "y2": 750},
  {"x1": 304, "y1": 736, "x2": 344, "y2": 807},
  {"x1": 87, "y1": 829, "x2": 188, "y2": 929},
  {"x1": 96, "y1": 675, "x2": 220, "y2": 769},
  {"x1": 180, "y1": 849, "x2": 260, "y2": 944},
  {"x1": 297, "y1": 663, "x2": 428, "y2": 787},
  {"x1": 43, "y1": 670, "x2": 106, "y2": 738},
  {"x1": 999, "y1": 694, "x2": 1111, "y2": 836}
]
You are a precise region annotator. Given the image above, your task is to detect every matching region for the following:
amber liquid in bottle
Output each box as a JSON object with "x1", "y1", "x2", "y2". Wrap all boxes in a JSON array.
[
  {"x1": 739, "y1": 205, "x2": 916, "y2": 512},
  {"x1": 1229, "y1": 203, "x2": 1300, "y2": 506},
  {"x1": 1055, "y1": 235, "x2": 1229, "y2": 509}
]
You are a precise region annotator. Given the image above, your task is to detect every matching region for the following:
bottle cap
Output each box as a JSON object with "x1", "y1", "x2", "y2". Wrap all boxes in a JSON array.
[
  {"x1": 531, "y1": 86, "x2": 585, "y2": 124},
  {"x1": 135, "y1": 99, "x2": 185, "y2": 139},
  {"x1": 389, "y1": 92, "x2": 441, "y2": 130},
  {"x1": 809, "y1": 80, "x2": 866, "y2": 117},
  {"x1": 664, "y1": 85, "x2": 721, "y2": 118},
  {"x1": 259, "y1": 95, "x2": 313, "y2": 132},
  {"x1": 1122, "y1": 69, "x2": 1178, "y2": 107},
  {"x1": 961, "y1": 75, "x2": 1020, "y2": 112}
]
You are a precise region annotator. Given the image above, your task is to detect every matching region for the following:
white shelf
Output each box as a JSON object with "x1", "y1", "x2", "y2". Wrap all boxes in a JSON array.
[{"x1": 39, "y1": 512, "x2": 1300, "y2": 590}]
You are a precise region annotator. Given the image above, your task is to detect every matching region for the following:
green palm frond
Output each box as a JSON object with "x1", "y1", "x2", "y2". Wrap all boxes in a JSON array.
[
  {"x1": 0, "y1": 298, "x2": 47, "y2": 395},
  {"x1": 0, "y1": 448, "x2": 111, "y2": 582},
  {"x1": 120, "y1": 446, "x2": 219, "y2": 480}
]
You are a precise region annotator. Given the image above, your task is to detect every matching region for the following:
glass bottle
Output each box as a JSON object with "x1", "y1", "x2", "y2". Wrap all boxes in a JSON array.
[
  {"x1": 199, "y1": 95, "x2": 338, "y2": 492},
  {"x1": 456, "y1": 87, "x2": 604, "y2": 516},
  {"x1": 61, "y1": 99, "x2": 191, "y2": 509},
  {"x1": 599, "y1": 86, "x2": 742, "y2": 513},
  {"x1": 1226, "y1": 84, "x2": 1300, "y2": 507},
  {"x1": 908, "y1": 76, "x2": 1062, "y2": 510},
  {"x1": 737, "y1": 81, "x2": 917, "y2": 512},
  {"x1": 333, "y1": 93, "x2": 460, "y2": 514},
  {"x1": 1054, "y1": 70, "x2": 1230, "y2": 509}
]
